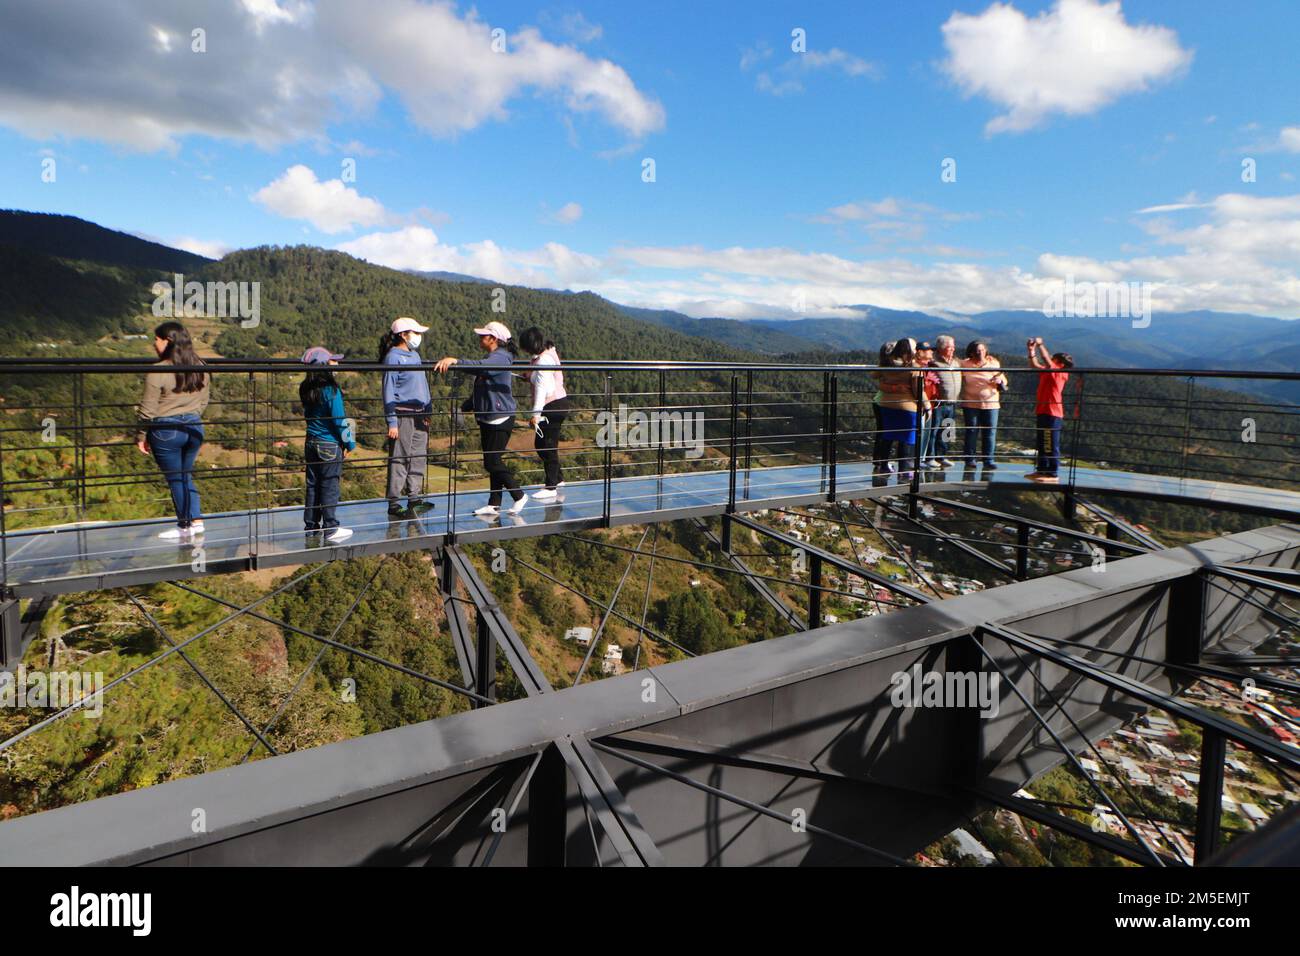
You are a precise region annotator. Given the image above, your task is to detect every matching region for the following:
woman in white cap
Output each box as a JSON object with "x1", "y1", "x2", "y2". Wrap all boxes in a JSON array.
[
  {"x1": 378, "y1": 317, "x2": 434, "y2": 518},
  {"x1": 433, "y1": 321, "x2": 527, "y2": 516}
]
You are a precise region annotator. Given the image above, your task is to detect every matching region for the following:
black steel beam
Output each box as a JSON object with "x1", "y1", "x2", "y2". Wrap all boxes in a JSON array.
[
  {"x1": 981, "y1": 622, "x2": 1300, "y2": 766},
  {"x1": 445, "y1": 545, "x2": 664, "y2": 866},
  {"x1": 436, "y1": 547, "x2": 476, "y2": 689},
  {"x1": 730, "y1": 513, "x2": 932, "y2": 606},
  {"x1": 880, "y1": 499, "x2": 1015, "y2": 579},
  {"x1": 1194, "y1": 729, "x2": 1226, "y2": 864},
  {"x1": 971, "y1": 789, "x2": 1184, "y2": 867},
  {"x1": 913, "y1": 492, "x2": 1149, "y2": 556},
  {"x1": 694, "y1": 518, "x2": 806, "y2": 632}
]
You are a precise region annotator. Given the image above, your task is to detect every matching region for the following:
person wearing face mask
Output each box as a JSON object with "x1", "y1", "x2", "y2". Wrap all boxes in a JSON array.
[
  {"x1": 433, "y1": 321, "x2": 527, "y2": 517},
  {"x1": 380, "y1": 316, "x2": 435, "y2": 519}
]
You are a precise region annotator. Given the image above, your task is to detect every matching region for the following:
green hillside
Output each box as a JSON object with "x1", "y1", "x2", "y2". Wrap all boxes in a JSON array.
[{"x1": 0, "y1": 210, "x2": 211, "y2": 272}]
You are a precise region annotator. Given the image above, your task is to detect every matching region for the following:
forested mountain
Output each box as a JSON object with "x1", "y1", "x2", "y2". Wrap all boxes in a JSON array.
[
  {"x1": 0, "y1": 210, "x2": 211, "y2": 272},
  {"x1": 208, "y1": 245, "x2": 751, "y2": 366},
  {"x1": 0, "y1": 209, "x2": 1292, "y2": 821}
]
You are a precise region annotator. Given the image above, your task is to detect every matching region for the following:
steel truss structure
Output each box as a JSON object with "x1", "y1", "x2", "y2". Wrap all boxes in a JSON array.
[
  {"x1": 0, "y1": 359, "x2": 1297, "y2": 866},
  {"x1": 0, "y1": 488, "x2": 1295, "y2": 866}
]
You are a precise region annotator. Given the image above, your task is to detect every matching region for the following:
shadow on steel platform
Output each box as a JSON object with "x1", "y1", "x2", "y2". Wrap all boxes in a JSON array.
[{"x1": 3, "y1": 460, "x2": 1297, "y2": 596}]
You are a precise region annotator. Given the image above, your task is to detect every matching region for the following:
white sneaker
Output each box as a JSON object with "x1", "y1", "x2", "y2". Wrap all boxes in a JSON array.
[
  {"x1": 533, "y1": 488, "x2": 558, "y2": 501},
  {"x1": 326, "y1": 527, "x2": 353, "y2": 543},
  {"x1": 507, "y1": 493, "x2": 528, "y2": 514},
  {"x1": 158, "y1": 526, "x2": 187, "y2": 540},
  {"x1": 189, "y1": 520, "x2": 205, "y2": 535},
  {"x1": 556, "y1": 481, "x2": 566, "y2": 487},
  {"x1": 474, "y1": 504, "x2": 500, "y2": 516}
]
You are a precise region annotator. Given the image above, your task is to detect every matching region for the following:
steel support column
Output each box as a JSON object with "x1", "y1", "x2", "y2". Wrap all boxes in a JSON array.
[{"x1": 1195, "y1": 729, "x2": 1226, "y2": 864}]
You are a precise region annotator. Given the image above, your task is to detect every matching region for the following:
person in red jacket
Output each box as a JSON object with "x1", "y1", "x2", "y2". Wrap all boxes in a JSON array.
[{"x1": 1026, "y1": 337, "x2": 1073, "y2": 483}]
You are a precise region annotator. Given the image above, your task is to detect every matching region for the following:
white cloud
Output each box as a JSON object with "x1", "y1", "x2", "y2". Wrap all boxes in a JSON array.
[
  {"x1": 550, "y1": 202, "x2": 583, "y2": 224},
  {"x1": 170, "y1": 236, "x2": 231, "y2": 259},
  {"x1": 543, "y1": 11, "x2": 603, "y2": 44},
  {"x1": 940, "y1": 0, "x2": 1192, "y2": 134},
  {"x1": 337, "y1": 191, "x2": 1300, "y2": 320},
  {"x1": 0, "y1": 0, "x2": 663, "y2": 152},
  {"x1": 746, "y1": 43, "x2": 881, "y2": 97},
  {"x1": 739, "y1": 42, "x2": 773, "y2": 72},
  {"x1": 252, "y1": 165, "x2": 392, "y2": 233},
  {"x1": 1278, "y1": 127, "x2": 1300, "y2": 153},
  {"x1": 336, "y1": 226, "x2": 602, "y2": 287}
]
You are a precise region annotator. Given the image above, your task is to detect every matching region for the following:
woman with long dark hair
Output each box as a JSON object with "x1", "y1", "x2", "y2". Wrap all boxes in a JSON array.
[
  {"x1": 872, "y1": 338, "x2": 928, "y2": 486},
  {"x1": 136, "y1": 320, "x2": 210, "y2": 539},
  {"x1": 519, "y1": 326, "x2": 569, "y2": 500},
  {"x1": 433, "y1": 321, "x2": 527, "y2": 517},
  {"x1": 299, "y1": 346, "x2": 355, "y2": 542},
  {"x1": 379, "y1": 316, "x2": 434, "y2": 519}
]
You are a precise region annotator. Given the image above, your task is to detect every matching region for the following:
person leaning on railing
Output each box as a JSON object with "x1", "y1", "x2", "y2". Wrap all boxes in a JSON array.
[
  {"x1": 135, "y1": 320, "x2": 209, "y2": 540},
  {"x1": 959, "y1": 340, "x2": 1007, "y2": 470},
  {"x1": 434, "y1": 320, "x2": 528, "y2": 518}
]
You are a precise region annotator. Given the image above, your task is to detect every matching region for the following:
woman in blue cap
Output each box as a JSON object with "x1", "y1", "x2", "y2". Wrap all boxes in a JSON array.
[{"x1": 300, "y1": 346, "x2": 355, "y2": 542}]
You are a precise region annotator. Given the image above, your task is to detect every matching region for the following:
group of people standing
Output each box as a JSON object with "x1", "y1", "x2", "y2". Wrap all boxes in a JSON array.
[
  {"x1": 870, "y1": 334, "x2": 1073, "y2": 483},
  {"x1": 134, "y1": 317, "x2": 570, "y2": 541},
  {"x1": 134, "y1": 319, "x2": 1073, "y2": 539}
]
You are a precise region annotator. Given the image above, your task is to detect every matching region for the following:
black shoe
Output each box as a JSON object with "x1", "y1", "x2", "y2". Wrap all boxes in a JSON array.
[
  {"x1": 984, "y1": 462, "x2": 999, "y2": 470},
  {"x1": 409, "y1": 499, "x2": 437, "y2": 515},
  {"x1": 388, "y1": 505, "x2": 412, "y2": 519}
]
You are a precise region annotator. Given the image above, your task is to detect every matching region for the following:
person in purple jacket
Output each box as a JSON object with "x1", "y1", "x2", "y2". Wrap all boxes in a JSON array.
[{"x1": 434, "y1": 321, "x2": 528, "y2": 517}]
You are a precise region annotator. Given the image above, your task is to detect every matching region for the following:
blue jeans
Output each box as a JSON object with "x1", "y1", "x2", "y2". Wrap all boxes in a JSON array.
[
  {"x1": 149, "y1": 414, "x2": 204, "y2": 526},
  {"x1": 962, "y1": 407, "x2": 999, "y2": 465},
  {"x1": 305, "y1": 440, "x2": 343, "y2": 530},
  {"x1": 1036, "y1": 414, "x2": 1063, "y2": 475}
]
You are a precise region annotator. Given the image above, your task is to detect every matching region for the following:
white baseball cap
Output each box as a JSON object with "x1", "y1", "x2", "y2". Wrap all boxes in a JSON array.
[
  {"x1": 391, "y1": 316, "x2": 429, "y2": 335},
  {"x1": 472, "y1": 320, "x2": 511, "y2": 341}
]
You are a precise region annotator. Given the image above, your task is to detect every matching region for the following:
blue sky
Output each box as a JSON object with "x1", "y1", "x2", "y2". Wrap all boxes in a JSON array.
[{"x1": 2, "y1": 0, "x2": 1298, "y2": 318}]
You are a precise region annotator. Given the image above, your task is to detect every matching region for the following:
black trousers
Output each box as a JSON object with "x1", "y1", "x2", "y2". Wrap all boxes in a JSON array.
[
  {"x1": 480, "y1": 420, "x2": 522, "y2": 506},
  {"x1": 534, "y1": 397, "x2": 570, "y2": 489}
]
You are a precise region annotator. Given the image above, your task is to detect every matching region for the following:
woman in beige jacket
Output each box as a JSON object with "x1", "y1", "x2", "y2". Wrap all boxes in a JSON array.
[{"x1": 136, "y1": 321, "x2": 210, "y2": 538}]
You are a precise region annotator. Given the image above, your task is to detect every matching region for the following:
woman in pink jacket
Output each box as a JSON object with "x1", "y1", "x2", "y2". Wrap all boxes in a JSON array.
[{"x1": 959, "y1": 341, "x2": 1007, "y2": 469}]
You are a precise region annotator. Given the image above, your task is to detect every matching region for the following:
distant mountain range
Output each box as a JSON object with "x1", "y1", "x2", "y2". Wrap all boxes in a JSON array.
[
  {"x1": 617, "y1": 303, "x2": 1300, "y2": 376},
  {"x1": 1, "y1": 209, "x2": 1296, "y2": 399}
]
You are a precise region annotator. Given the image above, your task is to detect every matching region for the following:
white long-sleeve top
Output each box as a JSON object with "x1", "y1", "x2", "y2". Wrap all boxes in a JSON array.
[{"x1": 529, "y1": 346, "x2": 567, "y2": 415}]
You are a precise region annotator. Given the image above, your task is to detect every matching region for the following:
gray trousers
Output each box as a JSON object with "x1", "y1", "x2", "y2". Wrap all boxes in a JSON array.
[{"x1": 386, "y1": 412, "x2": 429, "y2": 503}]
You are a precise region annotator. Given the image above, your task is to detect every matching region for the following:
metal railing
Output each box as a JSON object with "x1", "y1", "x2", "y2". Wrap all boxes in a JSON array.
[{"x1": 0, "y1": 360, "x2": 1295, "y2": 550}]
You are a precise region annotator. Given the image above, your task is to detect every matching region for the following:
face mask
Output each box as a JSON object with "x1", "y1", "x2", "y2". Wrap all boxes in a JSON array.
[{"x1": 406, "y1": 332, "x2": 422, "y2": 349}]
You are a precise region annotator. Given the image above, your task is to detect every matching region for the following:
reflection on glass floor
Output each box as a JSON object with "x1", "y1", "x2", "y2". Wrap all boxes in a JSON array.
[{"x1": 3, "y1": 458, "x2": 1297, "y2": 594}]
